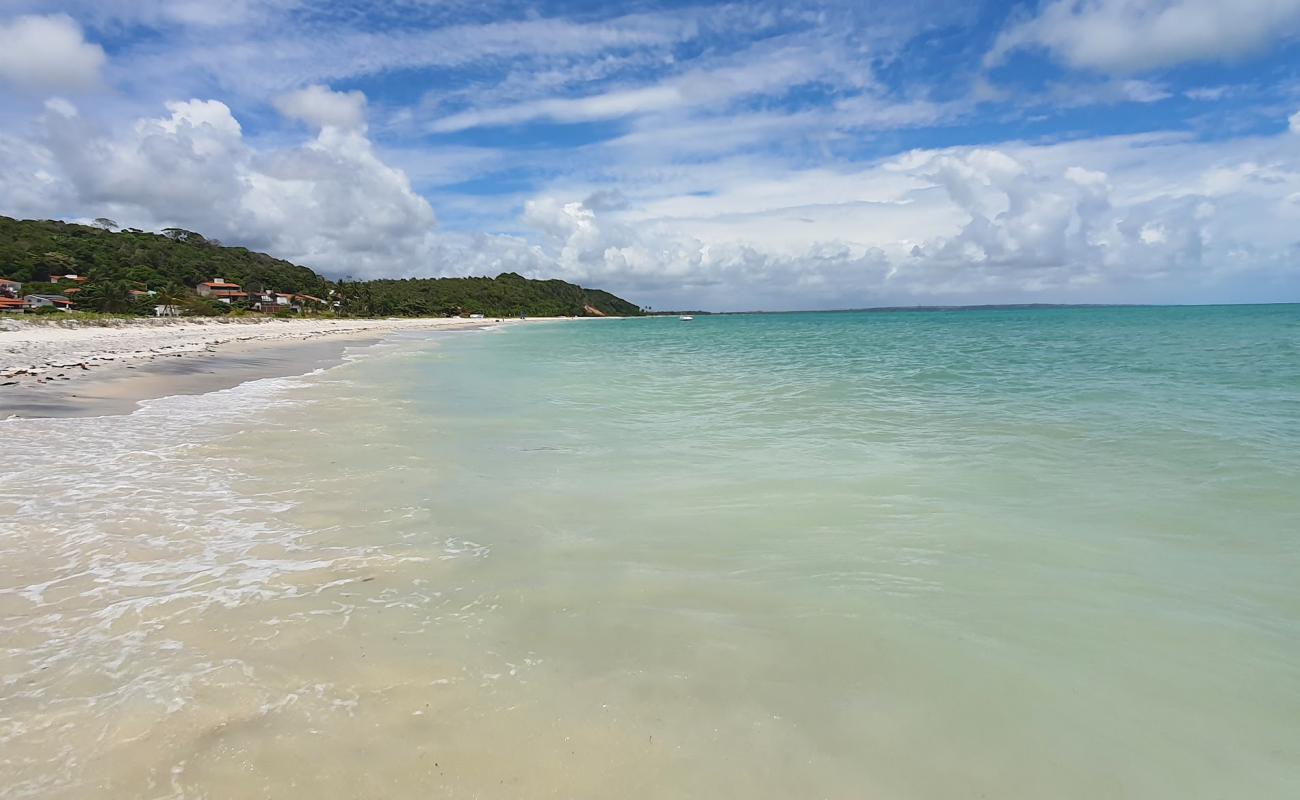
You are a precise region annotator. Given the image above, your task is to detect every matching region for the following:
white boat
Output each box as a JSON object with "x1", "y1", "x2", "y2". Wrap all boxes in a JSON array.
[{"x1": 679, "y1": 315, "x2": 694, "y2": 321}]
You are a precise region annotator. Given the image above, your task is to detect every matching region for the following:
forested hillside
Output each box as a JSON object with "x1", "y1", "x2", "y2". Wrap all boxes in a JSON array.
[
  {"x1": 0, "y1": 217, "x2": 331, "y2": 296},
  {"x1": 0, "y1": 216, "x2": 642, "y2": 317},
  {"x1": 338, "y1": 274, "x2": 644, "y2": 317}
]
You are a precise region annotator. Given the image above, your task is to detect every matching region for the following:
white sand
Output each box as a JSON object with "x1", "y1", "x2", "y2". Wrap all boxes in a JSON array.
[{"x1": 0, "y1": 316, "x2": 546, "y2": 380}]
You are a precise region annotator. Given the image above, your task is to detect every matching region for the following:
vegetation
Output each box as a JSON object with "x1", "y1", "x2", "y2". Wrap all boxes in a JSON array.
[
  {"x1": 0, "y1": 216, "x2": 642, "y2": 317},
  {"x1": 335, "y1": 274, "x2": 642, "y2": 317}
]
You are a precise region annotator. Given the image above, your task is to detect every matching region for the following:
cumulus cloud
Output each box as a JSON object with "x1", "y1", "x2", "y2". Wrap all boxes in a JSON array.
[
  {"x1": 274, "y1": 85, "x2": 368, "y2": 131},
  {"x1": 3, "y1": 95, "x2": 1300, "y2": 309},
  {"x1": 904, "y1": 149, "x2": 1206, "y2": 290},
  {"x1": 987, "y1": 0, "x2": 1300, "y2": 73},
  {"x1": 7, "y1": 97, "x2": 436, "y2": 279},
  {"x1": 505, "y1": 127, "x2": 1300, "y2": 308},
  {"x1": 0, "y1": 14, "x2": 106, "y2": 93}
]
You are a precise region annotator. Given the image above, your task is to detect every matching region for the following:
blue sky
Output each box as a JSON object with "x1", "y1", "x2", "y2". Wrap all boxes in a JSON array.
[{"x1": 2, "y1": 0, "x2": 1300, "y2": 310}]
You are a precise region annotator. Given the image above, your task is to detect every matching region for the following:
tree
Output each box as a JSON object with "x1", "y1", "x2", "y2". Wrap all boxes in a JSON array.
[
  {"x1": 153, "y1": 283, "x2": 184, "y2": 317},
  {"x1": 36, "y1": 251, "x2": 78, "y2": 282},
  {"x1": 80, "y1": 280, "x2": 133, "y2": 313},
  {"x1": 93, "y1": 218, "x2": 119, "y2": 231},
  {"x1": 0, "y1": 215, "x2": 643, "y2": 319},
  {"x1": 161, "y1": 227, "x2": 205, "y2": 243}
]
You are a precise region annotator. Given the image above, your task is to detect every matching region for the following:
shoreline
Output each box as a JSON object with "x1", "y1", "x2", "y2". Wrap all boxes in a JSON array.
[{"x1": 0, "y1": 316, "x2": 574, "y2": 419}]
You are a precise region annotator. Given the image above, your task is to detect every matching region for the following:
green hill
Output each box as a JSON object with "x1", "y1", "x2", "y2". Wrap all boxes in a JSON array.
[
  {"x1": 0, "y1": 216, "x2": 643, "y2": 317},
  {"x1": 342, "y1": 273, "x2": 644, "y2": 317}
]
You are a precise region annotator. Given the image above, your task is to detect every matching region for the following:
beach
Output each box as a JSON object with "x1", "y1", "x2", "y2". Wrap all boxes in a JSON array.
[
  {"x1": 0, "y1": 316, "x2": 561, "y2": 418},
  {"x1": 2, "y1": 306, "x2": 1298, "y2": 798}
]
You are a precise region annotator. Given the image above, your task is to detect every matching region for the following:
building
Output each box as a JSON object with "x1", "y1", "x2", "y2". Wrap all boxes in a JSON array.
[
  {"x1": 24, "y1": 294, "x2": 75, "y2": 311},
  {"x1": 154, "y1": 304, "x2": 181, "y2": 317},
  {"x1": 196, "y1": 279, "x2": 248, "y2": 303},
  {"x1": 0, "y1": 278, "x2": 21, "y2": 299},
  {"x1": 47, "y1": 274, "x2": 88, "y2": 284},
  {"x1": 250, "y1": 291, "x2": 301, "y2": 313},
  {"x1": 0, "y1": 297, "x2": 25, "y2": 313}
]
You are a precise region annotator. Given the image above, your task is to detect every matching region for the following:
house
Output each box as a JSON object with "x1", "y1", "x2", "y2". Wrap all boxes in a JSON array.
[
  {"x1": 48, "y1": 274, "x2": 88, "y2": 284},
  {"x1": 196, "y1": 279, "x2": 247, "y2": 303},
  {"x1": 154, "y1": 304, "x2": 181, "y2": 317},
  {"x1": 24, "y1": 294, "x2": 75, "y2": 311},
  {"x1": 0, "y1": 297, "x2": 25, "y2": 313},
  {"x1": 0, "y1": 278, "x2": 21, "y2": 299},
  {"x1": 250, "y1": 291, "x2": 301, "y2": 313},
  {"x1": 129, "y1": 289, "x2": 155, "y2": 299}
]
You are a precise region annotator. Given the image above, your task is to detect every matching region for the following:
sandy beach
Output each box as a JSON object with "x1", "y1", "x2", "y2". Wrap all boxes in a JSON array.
[{"x1": 0, "y1": 316, "x2": 558, "y2": 418}]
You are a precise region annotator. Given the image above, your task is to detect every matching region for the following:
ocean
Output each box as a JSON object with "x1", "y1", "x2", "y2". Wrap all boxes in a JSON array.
[{"x1": 2, "y1": 305, "x2": 1298, "y2": 798}]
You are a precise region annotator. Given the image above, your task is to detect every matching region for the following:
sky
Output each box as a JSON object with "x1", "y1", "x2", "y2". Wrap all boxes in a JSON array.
[{"x1": 1, "y1": 1, "x2": 1299, "y2": 310}]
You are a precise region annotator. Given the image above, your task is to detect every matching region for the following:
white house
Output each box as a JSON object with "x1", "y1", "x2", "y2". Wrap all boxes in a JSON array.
[
  {"x1": 24, "y1": 294, "x2": 75, "y2": 311},
  {"x1": 250, "y1": 291, "x2": 301, "y2": 313}
]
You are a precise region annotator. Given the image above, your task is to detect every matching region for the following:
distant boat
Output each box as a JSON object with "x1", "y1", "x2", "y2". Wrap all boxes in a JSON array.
[{"x1": 679, "y1": 315, "x2": 694, "y2": 321}]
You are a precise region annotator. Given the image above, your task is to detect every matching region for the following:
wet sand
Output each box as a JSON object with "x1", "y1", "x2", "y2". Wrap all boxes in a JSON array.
[
  {"x1": 0, "y1": 317, "x2": 571, "y2": 418},
  {"x1": 0, "y1": 335, "x2": 380, "y2": 417}
]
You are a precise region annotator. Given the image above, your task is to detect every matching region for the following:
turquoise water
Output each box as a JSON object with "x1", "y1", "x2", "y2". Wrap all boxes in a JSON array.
[{"x1": 3, "y1": 306, "x2": 1299, "y2": 797}]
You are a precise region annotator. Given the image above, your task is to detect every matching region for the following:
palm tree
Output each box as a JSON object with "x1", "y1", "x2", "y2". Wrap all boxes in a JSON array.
[
  {"x1": 81, "y1": 280, "x2": 133, "y2": 313},
  {"x1": 155, "y1": 282, "x2": 185, "y2": 317}
]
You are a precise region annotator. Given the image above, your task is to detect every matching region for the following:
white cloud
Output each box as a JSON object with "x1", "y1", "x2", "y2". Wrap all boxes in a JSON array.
[
  {"x1": 124, "y1": 11, "x2": 705, "y2": 100},
  {"x1": 274, "y1": 85, "x2": 368, "y2": 131},
  {"x1": 502, "y1": 127, "x2": 1300, "y2": 308},
  {"x1": 152, "y1": 98, "x2": 243, "y2": 140},
  {"x1": 1290, "y1": 110, "x2": 1300, "y2": 134},
  {"x1": 431, "y1": 84, "x2": 682, "y2": 133},
  {"x1": 4, "y1": 91, "x2": 1300, "y2": 309},
  {"x1": 9, "y1": 97, "x2": 437, "y2": 280},
  {"x1": 5, "y1": 95, "x2": 1300, "y2": 308},
  {"x1": 987, "y1": 0, "x2": 1300, "y2": 73},
  {"x1": 0, "y1": 14, "x2": 106, "y2": 93},
  {"x1": 428, "y1": 41, "x2": 845, "y2": 133},
  {"x1": 1185, "y1": 85, "x2": 1233, "y2": 101}
]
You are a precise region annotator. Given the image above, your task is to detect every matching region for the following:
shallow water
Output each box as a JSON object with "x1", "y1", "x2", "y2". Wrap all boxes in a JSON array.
[{"x1": 2, "y1": 307, "x2": 1299, "y2": 798}]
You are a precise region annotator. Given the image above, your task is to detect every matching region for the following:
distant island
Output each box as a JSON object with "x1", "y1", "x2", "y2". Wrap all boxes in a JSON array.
[{"x1": 0, "y1": 216, "x2": 643, "y2": 318}]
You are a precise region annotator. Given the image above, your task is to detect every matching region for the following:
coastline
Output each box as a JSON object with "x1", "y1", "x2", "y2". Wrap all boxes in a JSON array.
[{"x1": 0, "y1": 316, "x2": 573, "y2": 419}]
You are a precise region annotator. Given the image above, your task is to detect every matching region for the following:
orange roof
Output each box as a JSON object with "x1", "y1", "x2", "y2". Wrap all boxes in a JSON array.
[
  {"x1": 200, "y1": 281, "x2": 241, "y2": 288},
  {"x1": 0, "y1": 278, "x2": 20, "y2": 285},
  {"x1": 0, "y1": 297, "x2": 24, "y2": 307}
]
